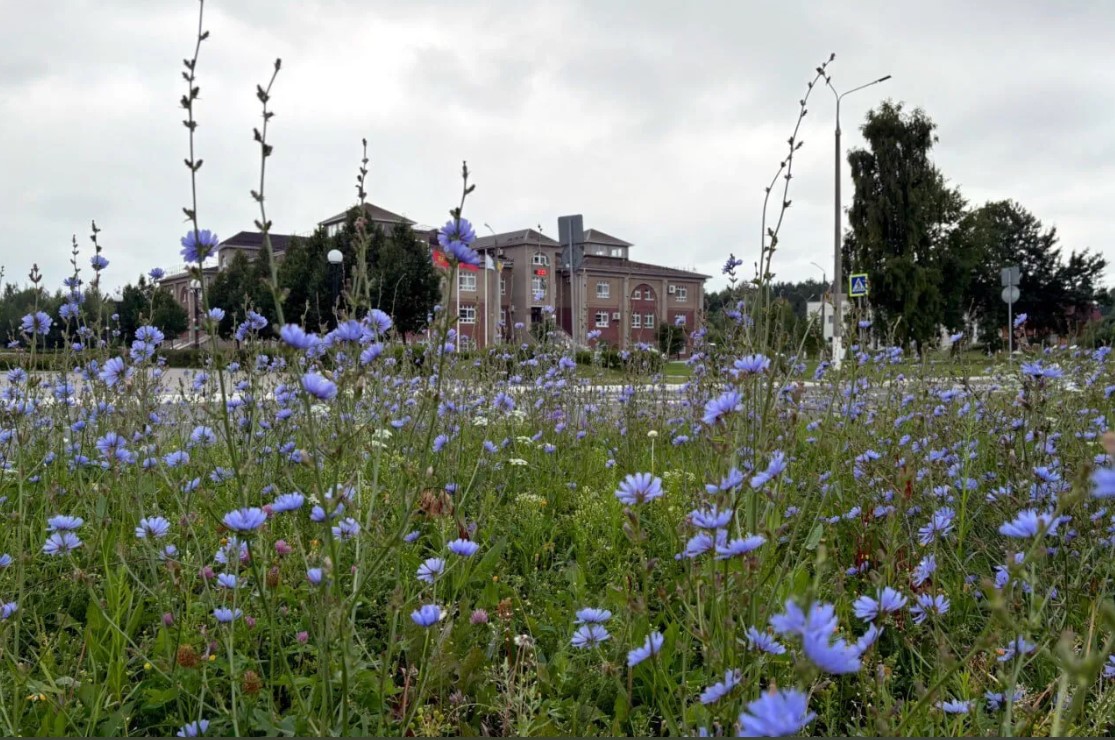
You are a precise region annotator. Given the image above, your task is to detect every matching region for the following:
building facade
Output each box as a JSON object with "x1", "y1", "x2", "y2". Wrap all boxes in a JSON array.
[
  {"x1": 159, "y1": 203, "x2": 710, "y2": 353},
  {"x1": 806, "y1": 296, "x2": 840, "y2": 342},
  {"x1": 464, "y1": 226, "x2": 709, "y2": 353}
]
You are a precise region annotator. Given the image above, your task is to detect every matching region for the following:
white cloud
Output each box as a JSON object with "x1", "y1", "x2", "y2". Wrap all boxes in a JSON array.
[{"x1": 1, "y1": 0, "x2": 1111, "y2": 297}]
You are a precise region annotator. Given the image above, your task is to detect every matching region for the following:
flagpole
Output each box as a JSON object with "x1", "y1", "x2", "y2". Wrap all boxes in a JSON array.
[{"x1": 483, "y1": 249, "x2": 489, "y2": 349}]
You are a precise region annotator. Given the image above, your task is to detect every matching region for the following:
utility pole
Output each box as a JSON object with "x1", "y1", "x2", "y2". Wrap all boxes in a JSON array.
[{"x1": 826, "y1": 72, "x2": 891, "y2": 369}]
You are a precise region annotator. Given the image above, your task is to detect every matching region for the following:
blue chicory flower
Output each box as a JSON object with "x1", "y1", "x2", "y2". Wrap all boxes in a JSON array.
[
  {"x1": 136, "y1": 516, "x2": 171, "y2": 539},
  {"x1": 222, "y1": 507, "x2": 267, "y2": 533},
  {"x1": 571, "y1": 623, "x2": 610, "y2": 648},
  {"x1": 626, "y1": 631, "x2": 665, "y2": 667},
  {"x1": 411, "y1": 604, "x2": 442, "y2": 627},
  {"x1": 180, "y1": 229, "x2": 220, "y2": 263},
  {"x1": 737, "y1": 688, "x2": 816, "y2": 737},
  {"x1": 447, "y1": 538, "x2": 480, "y2": 557},
  {"x1": 615, "y1": 472, "x2": 663, "y2": 505},
  {"x1": 698, "y1": 669, "x2": 740, "y2": 705}
]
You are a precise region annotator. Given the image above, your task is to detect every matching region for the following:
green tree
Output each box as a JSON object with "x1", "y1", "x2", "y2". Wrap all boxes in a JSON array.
[
  {"x1": 278, "y1": 210, "x2": 437, "y2": 338},
  {"x1": 657, "y1": 323, "x2": 685, "y2": 357},
  {"x1": 0, "y1": 284, "x2": 66, "y2": 348},
  {"x1": 150, "y1": 288, "x2": 189, "y2": 339},
  {"x1": 277, "y1": 210, "x2": 382, "y2": 331},
  {"x1": 277, "y1": 231, "x2": 323, "y2": 330},
  {"x1": 1098, "y1": 286, "x2": 1115, "y2": 318},
  {"x1": 116, "y1": 277, "x2": 188, "y2": 342},
  {"x1": 209, "y1": 251, "x2": 277, "y2": 338},
  {"x1": 958, "y1": 200, "x2": 1107, "y2": 346},
  {"x1": 115, "y1": 281, "x2": 147, "y2": 341},
  {"x1": 844, "y1": 101, "x2": 967, "y2": 348},
  {"x1": 370, "y1": 221, "x2": 440, "y2": 340}
]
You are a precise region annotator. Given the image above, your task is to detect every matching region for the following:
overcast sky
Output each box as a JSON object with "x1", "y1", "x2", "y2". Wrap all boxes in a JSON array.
[{"x1": 2, "y1": 0, "x2": 1113, "y2": 297}]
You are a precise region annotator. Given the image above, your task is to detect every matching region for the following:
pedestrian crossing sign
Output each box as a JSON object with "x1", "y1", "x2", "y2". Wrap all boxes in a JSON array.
[{"x1": 849, "y1": 273, "x2": 869, "y2": 297}]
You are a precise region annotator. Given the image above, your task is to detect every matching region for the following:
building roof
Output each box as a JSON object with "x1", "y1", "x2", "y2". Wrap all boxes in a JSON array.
[
  {"x1": 575, "y1": 255, "x2": 711, "y2": 281},
  {"x1": 219, "y1": 230, "x2": 294, "y2": 254},
  {"x1": 473, "y1": 228, "x2": 561, "y2": 250},
  {"x1": 160, "y1": 264, "x2": 221, "y2": 282},
  {"x1": 583, "y1": 228, "x2": 633, "y2": 247},
  {"x1": 319, "y1": 202, "x2": 414, "y2": 227}
]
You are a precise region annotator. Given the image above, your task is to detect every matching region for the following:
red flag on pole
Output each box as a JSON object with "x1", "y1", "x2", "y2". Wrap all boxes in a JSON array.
[{"x1": 432, "y1": 249, "x2": 479, "y2": 272}]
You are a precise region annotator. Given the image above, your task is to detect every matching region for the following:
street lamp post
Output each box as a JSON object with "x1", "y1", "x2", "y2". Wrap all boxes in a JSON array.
[
  {"x1": 826, "y1": 73, "x2": 891, "y2": 369},
  {"x1": 189, "y1": 278, "x2": 202, "y2": 349},
  {"x1": 327, "y1": 249, "x2": 343, "y2": 321},
  {"x1": 809, "y1": 260, "x2": 828, "y2": 351}
]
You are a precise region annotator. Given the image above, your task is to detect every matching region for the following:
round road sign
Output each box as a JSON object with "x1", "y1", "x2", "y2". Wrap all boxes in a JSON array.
[{"x1": 1001, "y1": 286, "x2": 1020, "y2": 304}]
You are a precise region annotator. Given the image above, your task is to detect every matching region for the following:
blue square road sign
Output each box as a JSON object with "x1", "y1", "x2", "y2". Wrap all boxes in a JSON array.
[{"x1": 849, "y1": 273, "x2": 869, "y2": 297}]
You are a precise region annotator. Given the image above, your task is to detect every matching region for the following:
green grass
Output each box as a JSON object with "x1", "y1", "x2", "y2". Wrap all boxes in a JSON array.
[{"x1": 0, "y1": 327, "x2": 1113, "y2": 736}]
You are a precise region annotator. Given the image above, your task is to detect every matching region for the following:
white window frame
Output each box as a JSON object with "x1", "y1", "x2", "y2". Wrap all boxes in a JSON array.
[
  {"x1": 632, "y1": 313, "x2": 642, "y2": 328},
  {"x1": 531, "y1": 253, "x2": 549, "y2": 266},
  {"x1": 632, "y1": 289, "x2": 641, "y2": 300},
  {"x1": 675, "y1": 286, "x2": 688, "y2": 302},
  {"x1": 644, "y1": 313, "x2": 655, "y2": 327},
  {"x1": 459, "y1": 305, "x2": 476, "y2": 324},
  {"x1": 610, "y1": 247, "x2": 623, "y2": 257},
  {"x1": 459, "y1": 273, "x2": 477, "y2": 292},
  {"x1": 596, "y1": 281, "x2": 610, "y2": 298},
  {"x1": 499, "y1": 278, "x2": 506, "y2": 296},
  {"x1": 531, "y1": 276, "x2": 546, "y2": 298},
  {"x1": 595, "y1": 311, "x2": 610, "y2": 328}
]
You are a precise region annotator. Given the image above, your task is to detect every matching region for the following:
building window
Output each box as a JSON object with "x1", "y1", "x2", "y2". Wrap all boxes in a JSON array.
[
  {"x1": 532, "y1": 253, "x2": 549, "y2": 266},
  {"x1": 458, "y1": 334, "x2": 472, "y2": 350},
  {"x1": 459, "y1": 305, "x2": 476, "y2": 324},
  {"x1": 596, "y1": 281, "x2": 610, "y2": 298},
  {"x1": 595, "y1": 311, "x2": 609, "y2": 328},
  {"x1": 632, "y1": 313, "x2": 642, "y2": 328},
  {"x1": 674, "y1": 314, "x2": 687, "y2": 325},
  {"x1": 631, "y1": 289, "x2": 640, "y2": 300},
  {"x1": 531, "y1": 276, "x2": 546, "y2": 299},
  {"x1": 459, "y1": 273, "x2": 476, "y2": 292},
  {"x1": 644, "y1": 313, "x2": 655, "y2": 327},
  {"x1": 675, "y1": 286, "x2": 688, "y2": 302},
  {"x1": 500, "y1": 278, "x2": 506, "y2": 296},
  {"x1": 610, "y1": 247, "x2": 623, "y2": 257}
]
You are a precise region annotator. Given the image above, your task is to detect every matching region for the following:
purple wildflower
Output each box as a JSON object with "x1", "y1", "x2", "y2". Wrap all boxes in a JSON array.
[
  {"x1": 737, "y1": 688, "x2": 815, "y2": 737},
  {"x1": 626, "y1": 631, "x2": 665, "y2": 667},
  {"x1": 615, "y1": 472, "x2": 663, "y2": 505},
  {"x1": 180, "y1": 229, "x2": 219, "y2": 263}
]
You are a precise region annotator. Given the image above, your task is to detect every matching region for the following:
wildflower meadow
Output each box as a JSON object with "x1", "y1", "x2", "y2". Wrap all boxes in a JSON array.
[{"x1": 2, "y1": 5, "x2": 1115, "y2": 737}]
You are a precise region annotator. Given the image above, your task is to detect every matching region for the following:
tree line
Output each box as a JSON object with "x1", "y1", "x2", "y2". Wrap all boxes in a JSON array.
[
  {"x1": 205, "y1": 209, "x2": 440, "y2": 341},
  {"x1": 843, "y1": 101, "x2": 1108, "y2": 349},
  {"x1": 705, "y1": 102, "x2": 1111, "y2": 353},
  {"x1": 0, "y1": 278, "x2": 187, "y2": 349}
]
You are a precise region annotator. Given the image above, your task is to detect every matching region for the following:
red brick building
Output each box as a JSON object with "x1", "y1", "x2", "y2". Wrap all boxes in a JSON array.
[
  {"x1": 160, "y1": 203, "x2": 710, "y2": 353},
  {"x1": 465, "y1": 226, "x2": 709, "y2": 352}
]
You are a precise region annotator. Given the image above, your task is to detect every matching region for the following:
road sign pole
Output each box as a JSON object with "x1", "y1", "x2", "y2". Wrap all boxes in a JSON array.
[{"x1": 1007, "y1": 298, "x2": 1013, "y2": 364}]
